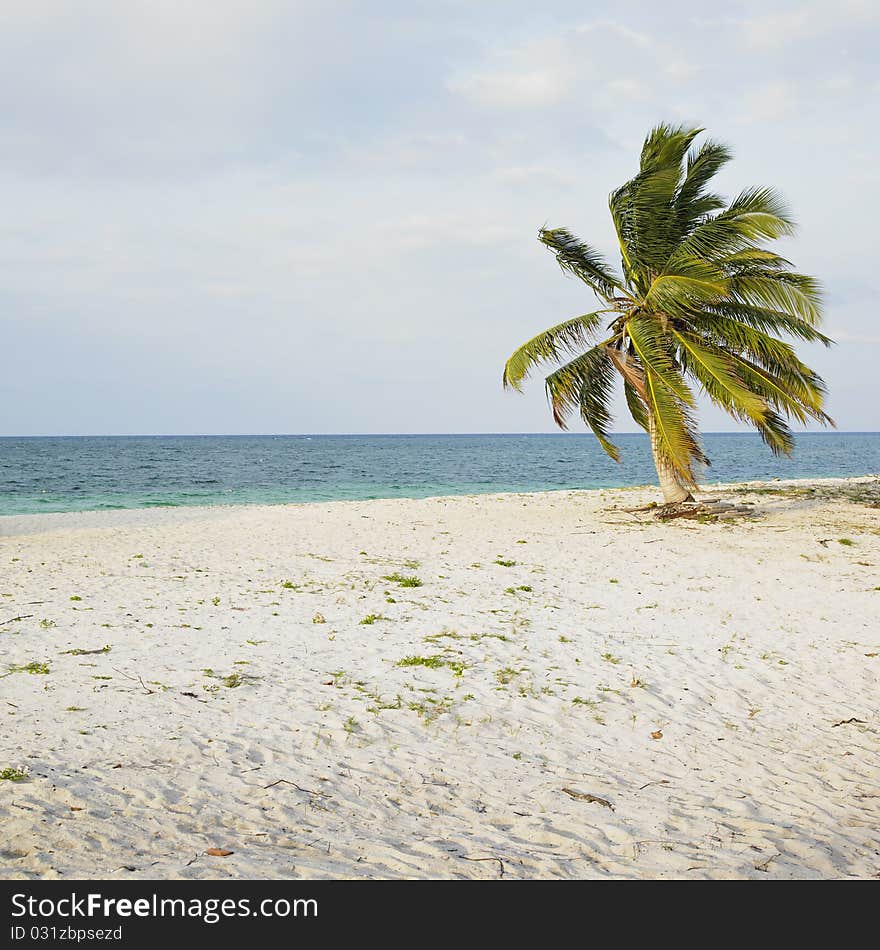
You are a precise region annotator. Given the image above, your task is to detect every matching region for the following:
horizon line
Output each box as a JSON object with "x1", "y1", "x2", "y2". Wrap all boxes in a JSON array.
[{"x1": 2, "y1": 431, "x2": 878, "y2": 439}]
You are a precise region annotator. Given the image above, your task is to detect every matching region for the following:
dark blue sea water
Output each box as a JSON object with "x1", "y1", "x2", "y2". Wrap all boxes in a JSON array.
[{"x1": 0, "y1": 433, "x2": 877, "y2": 516}]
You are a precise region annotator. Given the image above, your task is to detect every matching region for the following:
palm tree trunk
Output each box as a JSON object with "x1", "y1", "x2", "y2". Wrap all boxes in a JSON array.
[{"x1": 647, "y1": 412, "x2": 694, "y2": 505}]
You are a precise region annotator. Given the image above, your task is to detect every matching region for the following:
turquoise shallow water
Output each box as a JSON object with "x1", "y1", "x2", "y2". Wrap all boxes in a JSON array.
[{"x1": 0, "y1": 433, "x2": 878, "y2": 516}]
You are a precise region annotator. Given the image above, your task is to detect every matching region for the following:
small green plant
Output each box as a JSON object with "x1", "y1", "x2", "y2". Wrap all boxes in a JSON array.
[
  {"x1": 407, "y1": 696, "x2": 453, "y2": 722},
  {"x1": 601, "y1": 652, "x2": 621, "y2": 665},
  {"x1": 383, "y1": 573, "x2": 423, "y2": 587},
  {"x1": 837, "y1": 538, "x2": 854, "y2": 546},
  {"x1": 343, "y1": 715, "x2": 359, "y2": 735},
  {"x1": 222, "y1": 673, "x2": 244, "y2": 688},
  {"x1": 212, "y1": 596, "x2": 221, "y2": 606},
  {"x1": 7, "y1": 661, "x2": 50, "y2": 675},
  {"x1": 65, "y1": 706, "x2": 86, "y2": 712},
  {"x1": 280, "y1": 580, "x2": 296, "y2": 589},
  {"x1": 366, "y1": 694, "x2": 403, "y2": 713},
  {"x1": 0, "y1": 767, "x2": 28, "y2": 782},
  {"x1": 572, "y1": 696, "x2": 599, "y2": 708},
  {"x1": 69, "y1": 595, "x2": 83, "y2": 602},
  {"x1": 397, "y1": 655, "x2": 446, "y2": 669},
  {"x1": 39, "y1": 619, "x2": 56, "y2": 629},
  {"x1": 495, "y1": 667, "x2": 519, "y2": 685},
  {"x1": 494, "y1": 558, "x2": 516, "y2": 567},
  {"x1": 608, "y1": 578, "x2": 619, "y2": 584},
  {"x1": 359, "y1": 613, "x2": 386, "y2": 625},
  {"x1": 61, "y1": 644, "x2": 111, "y2": 656}
]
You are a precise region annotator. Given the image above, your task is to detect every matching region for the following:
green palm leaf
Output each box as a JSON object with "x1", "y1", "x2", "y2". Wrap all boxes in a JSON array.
[
  {"x1": 544, "y1": 346, "x2": 620, "y2": 460},
  {"x1": 537, "y1": 229, "x2": 623, "y2": 300},
  {"x1": 502, "y1": 310, "x2": 611, "y2": 390}
]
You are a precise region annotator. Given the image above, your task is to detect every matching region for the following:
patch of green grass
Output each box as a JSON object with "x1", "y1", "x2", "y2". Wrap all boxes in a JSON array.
[
  {"x1": 558, "y1": 635, "x2": 572, "y2": 643},
  {"x1": 396, "y1": 654, "x2": 446, "y2": 670},
  {"x1": 495, "y1": 666, "x2": 519, "y2": 685},
  {"x1": 608, "y1": 578, "x2": 619, "y2": 584},
  {"x1": 359, "y1": 613, "x2": 387, "y2": 625},
  {"x1": 69, "y1": 595, "x2": 83, "y2": 602},
  {"x1": 396, "y1": 654, "x2": 467, "y2": 676},
  {"x1": 7, "y1": 661, "x2": 50, "y2": 675},
  {"x1": 0, "y1": 767, "x2": 28, "y2": 782},
  {"x1": 838, "y1": 538, "x2": 855, "y2": 546},
  {"x1": 202, "y1": 666, "x2": 249, "y2": 689},
  {"x1": 423, "y1": 629, "x2": 462, "y2": 644},
  {"x1": 280, "y1": 580, "x2": 296, "y2": 589},
  {"x1": 407, "y1": 696, "x2": 453, "y2": 722},
  {"x1": 382, "y1": 572, "x2": 423, "y2": 587},
  {"x1": 343, "y1": 715, "x2": 359, "y2": 735},
  {"x1": 39, "y1": 619, "x2": 56, "y2": 629},
  {"x1": 61, "y1": 644, "x2": 111, "y2": 656},
  {"x1": 601, "y1": 652, "x2": 621, "y2": 665},
  {"x1": 211, "y1": 596, "x2": 221, "y2": 606},
  {"x1": 572, "y1": 696, "x2": 600, "y2": 709},
  {"x1": 366, "y1": 694, "x2": 403, "y2": 713},
  {"x1": 494, "y1": 558, "x2": 516, "y2": 567},
  {"x1": 65, "y1": 706, "x2": 86, "y2": 712}
]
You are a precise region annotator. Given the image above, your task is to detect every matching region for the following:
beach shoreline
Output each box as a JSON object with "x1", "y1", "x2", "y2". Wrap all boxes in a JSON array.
[
  {"x1": 2, "y1": 473, "x2": 877, "y2": 538},
  {"x1": 1, "y1": 478, "x2": 878, "y2": 879}
]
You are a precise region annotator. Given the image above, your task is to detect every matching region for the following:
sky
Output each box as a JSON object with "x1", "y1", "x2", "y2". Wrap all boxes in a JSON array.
[{"x1": 2, "y1": 0, "x2": 878, "y2": 435}]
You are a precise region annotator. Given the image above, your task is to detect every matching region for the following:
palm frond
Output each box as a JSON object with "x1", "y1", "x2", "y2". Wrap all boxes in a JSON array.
[
  {"x1": 502, "y1": 310, "x2": 611, "y2": 390},
  {"x1": 724, "y1": 350, "x2": 834, "y2": 426},
  {"x1": 538, "y1": 228, "x2": 623, "y2": 299},
  {"x1": 719, "y1": 187, "x2": 796, "y2": 241},
  {"x1": 674, "y1": 139, "x2": 732, "y2": 233},
  {"x1": 702, "y1": 303, "x2": 833, "y2": 346},
  {"x1": 672, "y1": 329, "x2": 769, "y2": 423},
  {"x1": 544, "y1": 346, "x2": 620, "y2": 460},
  {"x1": 729, "y1": 271, "x2": 823, "y2": 324}
]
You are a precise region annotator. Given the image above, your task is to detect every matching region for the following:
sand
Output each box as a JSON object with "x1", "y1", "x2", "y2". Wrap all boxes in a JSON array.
[{"x1": 0, "y1": 478, "x2": 878, "y2": 880}]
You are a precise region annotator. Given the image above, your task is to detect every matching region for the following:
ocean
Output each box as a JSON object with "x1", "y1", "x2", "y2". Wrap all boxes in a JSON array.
[{"x1": 0, "y1": 432, "x2": 878, "y2": 516}]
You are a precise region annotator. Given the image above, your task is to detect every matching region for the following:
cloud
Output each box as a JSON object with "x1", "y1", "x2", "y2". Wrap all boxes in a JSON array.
[
  {"x1": 1, "y1": 1, "x2": 878, "y2": 434},
  {"x1": 736, "y1": 0, "x2": 879, "y2": 48}
]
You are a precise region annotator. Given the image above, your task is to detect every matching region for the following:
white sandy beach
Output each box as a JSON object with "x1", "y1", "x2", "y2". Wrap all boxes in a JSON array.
[{"x1": 1, "y1": 479, "x2": 878, "y2": 880}]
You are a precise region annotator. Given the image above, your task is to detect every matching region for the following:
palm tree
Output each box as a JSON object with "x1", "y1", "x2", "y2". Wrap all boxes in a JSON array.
[{"x1": 503, "y1": 123, "x2": 834, "y2": 505}]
